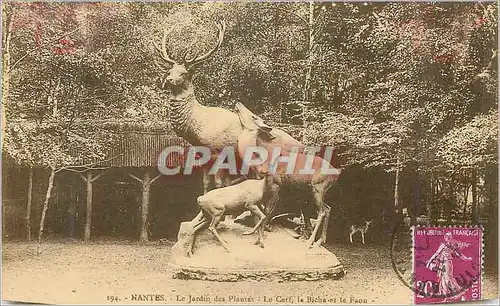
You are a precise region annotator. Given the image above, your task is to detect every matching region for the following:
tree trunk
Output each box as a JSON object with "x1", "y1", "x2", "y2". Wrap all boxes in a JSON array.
[
  {"x1": 394, "y1": 162, "x2": 401, "y2": 216},
  {"x1": 412, "y1": 171, "x2": 420, "y2": 224},
  {"x1": 463, "y1": 171, "x2": 470, "y2": 216},
  {"x1": 471, "y1": 169, "x2": 478, "y2": 223},
  {"x1": 301, "y1": 2, "x2": 316, "y2": 143},
  {"x1": 485, "y1": 164, "x2": 498, "y2": 272},
  {"x1": 436, "y1": 179, "x2": 444, "y2": 218},
  {"x1": 303, "y1": 1, "x2": 315, "y2": 103},
  {"x1": 26, "y1": 166, "x2": 33, "y2": 241},
  {"x1": 84, "y1": 171, "x2": 93, "y2": 241},
  {"x1": 140, "y1": 171, "x2": 151, "y2": 243},
  {"x1": 426, "y1": 177, "x2": 432, "y2": 223},
  {"x1": 2, "y1": 6, "x2": 14, "y2": 132},
  {"x1": 37, "y1": 167, "x2": 56, "y2": 255}
]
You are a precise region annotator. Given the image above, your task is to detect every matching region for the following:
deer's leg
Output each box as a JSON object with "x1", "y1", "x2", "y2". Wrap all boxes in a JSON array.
[
  {"x1": 300, "y1": 203, "x2": 313, "y2": 240},
  {"x1": 188, "y1": 211, "x2": 208, "y2": 251},
  {"x1": 222, "y1": 175, "x2": 236, "y2": 187},
  {"x1": 208, "y1": 214, "x2": 230, "y2": 252},
  {"x1": 260, "y1": 204, "x2": 271, "y2": 232},
  {"x1": 307, "y1": 186, "x2": 327, "y2": 248},
  {"x1": 307, "y1": 209, "x2": 325, "y2": 248},
  {"x1": 242, "y1": 204, "x2": 267, "y2": 235},
  {"x1": 187, "y1": 213, "x2": 210, "y2": 257},
  {"x1": 191, "y1": 210, "x2": 205, "y2": 226},
  {"x1": 254, "y1": 217, "x2": 266, "y2": 248},
  {"x1": 257, "y1": 219, "x2": 265, "y2": 248},
  {"x1": 254, "y1": 207, "x2": 271, "y2": 247},
  {"x1": 362, "y1": 231, "x2": 365, "y2": 244},
  {"x1": 202, "y1": 169, "x2": 211, "y2": 194},
  {"x1": 187, "y1": 211, "x2": 204, "y2": 256},
  {"x1": 214, "y1": 173, "x2": 224, "y2": 189},
  {"x1": 319, "y1": 204, "x2": 331, "y2": 244},
  {"x1": 349, "y1": 232, "x2": 354, "y2": 244},
  {"x1": 254, "y1": 193, "x2": 279, "y2": 247},
  {"x1": 253, "y1": 214, "x2": 260, "y2": 230}
]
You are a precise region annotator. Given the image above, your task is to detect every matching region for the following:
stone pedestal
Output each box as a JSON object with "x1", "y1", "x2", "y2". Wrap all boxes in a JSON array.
[{"x1": 170, "y1": 218, "x2": 344, "y2": 282}]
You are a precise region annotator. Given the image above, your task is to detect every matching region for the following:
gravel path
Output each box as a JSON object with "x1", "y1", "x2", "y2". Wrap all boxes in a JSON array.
[{"x1": 2, "y1": 239, "x2": 498, "y2": 304}]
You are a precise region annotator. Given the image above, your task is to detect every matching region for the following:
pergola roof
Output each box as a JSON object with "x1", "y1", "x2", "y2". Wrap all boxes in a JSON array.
[
  {"x1": 73, "y1": 132, "x2": 192, "y2": 168},
  {"x1": 3, "y1": 119, "x2": 309, "y2": 169}
]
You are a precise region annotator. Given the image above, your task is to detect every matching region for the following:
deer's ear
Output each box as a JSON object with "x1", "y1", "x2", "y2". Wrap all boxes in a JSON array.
[
  {"x1": 256, "y1": 121, "x2": 273, "y2": 132},
  {"x1": 258, "y1": 130, "x2": 275, "y2": 142}
]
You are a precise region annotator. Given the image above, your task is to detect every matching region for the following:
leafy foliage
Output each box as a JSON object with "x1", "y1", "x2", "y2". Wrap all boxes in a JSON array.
[
  {"x1": 438, "y1": 110, "x2": 498, "y2": 168},
  {"x1": 2, "y1": 2, "x2": 497, "y2": 227}
]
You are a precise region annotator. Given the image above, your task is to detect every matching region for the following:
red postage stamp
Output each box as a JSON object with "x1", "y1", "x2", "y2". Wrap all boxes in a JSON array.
[{"x1": 413, "y1": 226, "x2": 483, "y2": 304}]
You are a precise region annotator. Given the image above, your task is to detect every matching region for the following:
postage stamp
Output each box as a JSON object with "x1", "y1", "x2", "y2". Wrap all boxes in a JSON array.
[{"x1": 412, "y1": 226, "x2": 483, "y2": 304}]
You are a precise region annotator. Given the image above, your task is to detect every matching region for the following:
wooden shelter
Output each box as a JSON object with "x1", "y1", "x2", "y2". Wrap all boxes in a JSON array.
[{"x1": 2, "y1": 130, "x2": 204, "y2": 242}]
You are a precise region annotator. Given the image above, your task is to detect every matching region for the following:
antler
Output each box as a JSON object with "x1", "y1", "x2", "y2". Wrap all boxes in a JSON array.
[
  {"x1": 152, "y1": 25, "x2": 176, "y2": 65},
  {"x1": 185, "y1": 20, "x2": 226, "y2": 65}
]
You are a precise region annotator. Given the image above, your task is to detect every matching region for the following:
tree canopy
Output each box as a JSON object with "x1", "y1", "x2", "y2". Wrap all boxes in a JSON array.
[{"x1": 2, "y1": 1, "x2": 497, "y2": 206}]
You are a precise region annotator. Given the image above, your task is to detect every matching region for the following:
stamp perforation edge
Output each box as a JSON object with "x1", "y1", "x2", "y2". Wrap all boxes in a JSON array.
[
  {"x1": 412, "y1": 224, "x2": 485, "y2": 303},
  {"x1": 411, "y1": 225, "x2": 415, "y2": 304}
]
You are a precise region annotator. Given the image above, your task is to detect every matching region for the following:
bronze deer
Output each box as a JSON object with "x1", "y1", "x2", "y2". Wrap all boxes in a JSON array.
[
  {"x1": 235, "y1": 102, "x2": 341, "y2": 248},
  {"x1": 153, "y1": 20, "x2": 244, "y2": 192}
]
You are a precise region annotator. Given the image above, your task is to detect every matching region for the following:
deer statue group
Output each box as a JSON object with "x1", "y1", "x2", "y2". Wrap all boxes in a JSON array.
[{"x1": 153, "y1": 20, "x2": 341, "y2": 254}]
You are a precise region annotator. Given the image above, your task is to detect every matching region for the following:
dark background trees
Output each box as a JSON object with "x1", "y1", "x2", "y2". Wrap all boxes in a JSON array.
[{"x1": 2, "y1": 1, "x2": 497, "y2": 266}]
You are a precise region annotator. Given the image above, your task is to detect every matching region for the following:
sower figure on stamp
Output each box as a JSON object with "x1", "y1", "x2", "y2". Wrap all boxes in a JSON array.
[{"x1": 425, "y1": 231, "x2": 472, "y2": 302}]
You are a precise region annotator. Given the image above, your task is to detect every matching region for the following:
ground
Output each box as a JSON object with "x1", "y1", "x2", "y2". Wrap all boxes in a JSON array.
[{"x1": 2, "y1": 238, "x2": 498, "y2": 304}]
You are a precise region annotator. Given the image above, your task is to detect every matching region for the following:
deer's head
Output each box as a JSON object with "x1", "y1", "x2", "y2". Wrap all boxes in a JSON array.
[
  {"x1": 153, "y1": 20, "x2": 226, "y2": 92},
  {"x1": 235, "y1": 102, "x2": 272, "y2": 133}
]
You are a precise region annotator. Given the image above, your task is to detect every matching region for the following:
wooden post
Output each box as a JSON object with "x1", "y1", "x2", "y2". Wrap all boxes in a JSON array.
[
  {"x1": 140, "y1": 171, "x2": 151, "y2": 243},
  {"x1": 26, "y1": 166, "x2": 33, "y2": 241},
  {"x1": 37, "y1": 167, "x2": 56, "y2": 255},
  {"x1": 78, "y1": 170, "x2": 107, "y2": 242},
  {"x1": 129, "y1": 170, "x2": 161, "y2": 243},
  {"x1": 84, "y1": 171, "x2": 93, "y2": 241}
]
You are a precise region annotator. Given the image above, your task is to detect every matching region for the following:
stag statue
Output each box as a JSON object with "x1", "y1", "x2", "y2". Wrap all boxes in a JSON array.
[
  {"x1": 153, "y1": 20, "x2": 304, "y2": 194},
  {"x1": 153, "y1": 20, "x2": 241, "y2": 192}
]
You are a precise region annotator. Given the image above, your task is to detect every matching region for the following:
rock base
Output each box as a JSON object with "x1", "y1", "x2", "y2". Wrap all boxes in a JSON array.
[{"x1": 170, "y1": 218, "x2": 344, "y2": 282}]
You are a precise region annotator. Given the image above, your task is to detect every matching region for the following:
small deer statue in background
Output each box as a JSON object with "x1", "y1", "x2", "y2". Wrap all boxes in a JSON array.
[
  {"x1": 402, "y1": 207, "x2": 428, "y2": 227},
  {"x1": 349, "y1": 220, "x2": 372, "y2": 244},
  {"x1": 402, "y1": 207, "x2": 411, "y2": 227}
]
